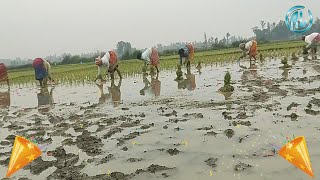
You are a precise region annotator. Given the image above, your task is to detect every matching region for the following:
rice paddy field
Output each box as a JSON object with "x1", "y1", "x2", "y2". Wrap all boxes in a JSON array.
[
  {"x1": 7, "y1": 41, "x2": 305, "y2": 84},
  {"x1": 2, "y1": 40, "x2": 320, "y2": 180}
]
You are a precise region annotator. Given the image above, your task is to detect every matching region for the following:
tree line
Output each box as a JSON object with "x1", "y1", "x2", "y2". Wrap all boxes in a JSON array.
[{"x1": 6, "y1": 17, "x2": 320, "y2": 67}]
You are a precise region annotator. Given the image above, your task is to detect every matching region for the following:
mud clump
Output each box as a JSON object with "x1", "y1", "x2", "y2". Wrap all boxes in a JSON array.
[
  {"x1": 205, "y1": 157, "x2": 218, "y2": 168},
  {"x1": 234, "y1": 162, "x2": 252, "y2": 172},
  {"x1": 122, "y1": 146, "x2": 128, "y2": 151},
  {"x1": 108, "y1": 172, "x2": 128, "y2": 179},
  {"x1": 287, "y1": 102, "x2": 300, "y2": 111},
  {"x1": 0, "y1": 141, "x2": 11, "y2": 146},
  {"x1": 285, "y1": 113, "x2": 298, "y2": 121},
  {"x1": 232, "y1": 121, "x2": 251, "y2": 127},
  {"x1": 167, "y1": 148, "x2": 180, "y2": 156},
  {"x1": 168, "y1": 118, "x2": 188, "y2": 123},
  {"x1": 0, "y1": 157, "x2": 10, "y2": 166},
  {"x1": 127, "y1": 158, "x2": 143, "y2": 162},
  {"x1": 222, "y1": 111, "x2": 232, "y2": 120},
  {"x1": 162, "y1": 173, "x2": 169, "y2": 178},
  {"x1": 224, "y1": 129, "x2": 235, "y2": 138},
  {"x1": 239, "y1": 135, "x2": 250, "y2": 143},
  {"x1": 5, "y1": 122, "x2": 24, "y2": 130},
  {"x1": 28, "y1": 157, "x2": 55, "y2": 175},
  {"x1": 183, "y1": 113, "x2": 204, "y2": 118},
  {"x1": 103, "y1": 127, "x2": 123, "y2": 139},
  {"x1": 310, "y1": 98, "x2": 320, "y2": 107},
  {"x1": 164, "y1": 110, "x2": 178, "y2": 117},
  {"x1": 48, "y1": 115, "x2": 63, "y2": 124},
  {"x1": 236, "y1": 112, "x2": 248, "y2": 119},
  {"x1": 252, "y1": 91, "x2": 269, "y2": 102},
  {"x1": 147, "y1": 164, "x2": 173, "y2": 173},
  {"x1": 76, "y1": 130, "x2": 103, "y2": 156},
  {"x1": 120, "y1": 120, "x2": 140, "y2": 128},
  {"x1": 305, "y1": 109, "x2": 320, "y2": 115},
  {"x1": 205, "y1": 131, "x2": 218, "y2": 137},
  {"x1": 5, "y1": 135, "x2": 16, "y2": 144},
  {"x1": 99, "y1": 154, "x2": 115, "y2": 164},
  {"x1": 47, "y1": 162, "x2": 87, "y2": 180},
  {"x1": 174, "y1": 127, "x2": 183, "y2": 131},
  {"x1": 197, "y1": 125, "x2": 214, "y2": 131},
  {"x1": 117, "y1": 132, "x2": 144, "y2": 146},
  {"x1": 140, "y1": 123, "x2": 154, "y2": 130},
  {"x1": 62, "y1": 138, "x2": 76, "y2": 146},
  {"x1": 219, "y1": 85, "x2": 234, "y2": 93}
]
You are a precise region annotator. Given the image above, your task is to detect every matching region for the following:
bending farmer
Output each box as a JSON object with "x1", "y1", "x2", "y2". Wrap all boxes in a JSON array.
[
  {"x1": 137, "y1": 47, "x2": 160, "y2": 74},
  {"x1": 239, "y1": 39, "x2": 258, "y2": 64},
  {"x1": 302, "y1": 33, "x2": 320, "y2": 54}
]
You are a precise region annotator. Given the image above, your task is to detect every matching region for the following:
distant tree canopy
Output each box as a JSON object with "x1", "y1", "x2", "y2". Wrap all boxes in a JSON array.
[
  {"x1": 252, "y1": 18, "x2": 320, "y2": 42},
  {"x1": 61, "y1": 54, "x2": 98, "y2": 64},
  {"x1": 7, "y1": 17, "x2": 320, "y2": 68}
]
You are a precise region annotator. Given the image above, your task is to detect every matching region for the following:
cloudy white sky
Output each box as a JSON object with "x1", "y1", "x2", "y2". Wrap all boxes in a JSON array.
[{"x1": 0, "y1": 0, "x2": 319, "y2": 59}]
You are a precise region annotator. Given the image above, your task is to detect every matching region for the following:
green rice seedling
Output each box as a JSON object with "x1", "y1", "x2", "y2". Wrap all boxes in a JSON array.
[{"x1": 219, "y1": 71, "x2": 234, "y2": 92}]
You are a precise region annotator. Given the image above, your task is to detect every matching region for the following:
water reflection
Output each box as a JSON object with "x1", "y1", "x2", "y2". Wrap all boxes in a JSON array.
[
  {"x1": 96, "y1": 79, "x2": 122, "y2": 107},
  {"x1": 240, "y1": 64, "x2": 259, "y2": 82},
  {"x1": 37, "y1": 86, "x2": 54, "y2": 114},
  {"x1": 96, "y1": 82, "x2": 109, "y2": 104},
  {"x1": 248, "y1": 64, "x2": 258, "y2": 79},
  {"x1": 140, "y1": 73, "x2": 161, "y2": 97},
  {"x1": 282, "y1": 69, "x2": 289, "y2": 79},
  {"x1": 109, "y1": 79, "x2": 122, "y2": 107},
  {"x1": 220, "y1": 92, "x2": 233, "y2": 100},
  {"x1": 0, "y1": 86, "x2": 10, "y2": 109},
  {"x1": 176, "y1": 69, "x2": 196, "y2": 91},
  {"x1": 196, "y1": 62, "x2": 202, "y2": 75},
  {"x1": 151, "y1": 74, "x2": 161, "y2": 97}
]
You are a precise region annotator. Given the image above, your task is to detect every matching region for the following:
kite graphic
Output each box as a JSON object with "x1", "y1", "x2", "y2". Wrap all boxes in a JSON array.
[
  {"x1": 6, "y1": 136, "x2": 42, "y2": 177},
  {"x1": 278, "y1": 136, "x2": 314, "y2": 177}
]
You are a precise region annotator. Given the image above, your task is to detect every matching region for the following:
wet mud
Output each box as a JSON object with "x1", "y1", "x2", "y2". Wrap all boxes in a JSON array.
[{"x1": 1, "y1": 57, "x2": 320, "y2": 180}]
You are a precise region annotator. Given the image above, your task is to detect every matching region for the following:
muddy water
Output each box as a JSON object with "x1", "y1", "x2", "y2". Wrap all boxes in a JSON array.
[{"x1": 0, "y1": 57, "x2": 320, "y2": 180}]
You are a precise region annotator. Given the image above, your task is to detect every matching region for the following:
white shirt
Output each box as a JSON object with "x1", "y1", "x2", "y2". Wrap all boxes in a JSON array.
[
  {"x1": 245, "y1": 41, "x2": 253, "y2": 50},
  {"x1": 101, "y1": 53, "x2": 110, "y2": 67},
  {"x1": 141, "y1": 48, "x2": 152, "y2": 63},
  {"x1": 97, "y1": 53, "x2": 110, "y2": 75},
  {"x1": 42, "y1": 59, "x2": 51, "y2": 75},
  {"x1": 305, "y1": 33, "x2": 320, "y2": 45}
]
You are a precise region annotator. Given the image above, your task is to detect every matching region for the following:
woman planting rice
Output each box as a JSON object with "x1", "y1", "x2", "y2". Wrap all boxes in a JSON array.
[
  {"x1": 137, "y1": 47, "x2": 160, "y2": 74},
  {"x1": 178, "y1": 43, "x2": 195, "y2": 69},
  {"x1": 302, "y1": 32, "x2": 320, "y2": 54},
  {"x1": 238, "y1": 39, "x2": 258, "y2": 65},
  {"x1": 0, "y1": 63, "x2": 9, "y2": 86},
  {"x1": 95, "y1": 50, "x2": 122, "y2": 82},
  {"x1": 32, "y1": 58, "x2": 54, "y2": 87}
]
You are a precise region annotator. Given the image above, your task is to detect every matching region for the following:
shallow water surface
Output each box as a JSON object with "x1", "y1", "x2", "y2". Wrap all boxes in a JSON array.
[{"x1": 0, "y1": 57, "x2": 320, "y2": 180}]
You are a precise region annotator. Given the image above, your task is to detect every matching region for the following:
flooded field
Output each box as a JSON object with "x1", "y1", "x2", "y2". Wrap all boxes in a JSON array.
[{"x1": 1, "y1": 56, "x2": 320, "y2": 180}]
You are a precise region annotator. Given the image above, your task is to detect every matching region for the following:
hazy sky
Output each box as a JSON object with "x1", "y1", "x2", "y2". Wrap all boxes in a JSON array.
[{"x1": 0, "y1": 0, "x2": 319, "y2": 59}]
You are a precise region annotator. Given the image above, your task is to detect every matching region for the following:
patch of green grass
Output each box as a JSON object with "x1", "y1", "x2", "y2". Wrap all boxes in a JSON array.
[{"x1": 7, "y1": 41, "x2": 305, "y2": 84}]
